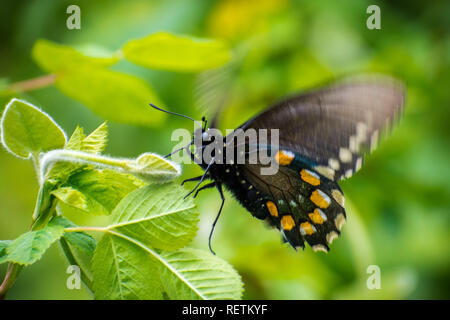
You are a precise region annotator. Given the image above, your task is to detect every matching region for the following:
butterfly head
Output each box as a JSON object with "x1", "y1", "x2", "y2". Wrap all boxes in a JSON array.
[{"x1": 193, "y1": 116, "x2": 215, "y2": 154}]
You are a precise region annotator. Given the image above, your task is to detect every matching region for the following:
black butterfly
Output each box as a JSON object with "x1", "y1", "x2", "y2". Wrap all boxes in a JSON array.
[{"x1": 154, "y1": 75, "x2": 405, "y2": 254}]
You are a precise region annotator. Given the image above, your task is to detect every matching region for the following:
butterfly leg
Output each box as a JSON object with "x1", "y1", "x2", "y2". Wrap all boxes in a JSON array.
[
  {"x1": 193, "y1": 182, "x2": 216, "y2": 198},
  {"x1": 181, "y1": 175, "x2": 208, "y2": 186},
  {"x1": 184, "y1": 158, "x2": 215, "y2": 199},
  {"x1": 208, "y1": 183, "x2": 225, "y2": 255}
]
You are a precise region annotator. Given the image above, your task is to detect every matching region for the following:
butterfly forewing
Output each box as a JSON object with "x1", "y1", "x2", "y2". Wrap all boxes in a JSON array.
[{"x1": 239, "y1": 75, "x2": 406, "y2": 180}]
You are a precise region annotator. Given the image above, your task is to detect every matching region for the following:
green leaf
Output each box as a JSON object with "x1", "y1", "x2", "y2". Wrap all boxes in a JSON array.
[
  {"x1": 57, "y1": 169, "x2": 145, "y2": 216},
  {"x1": 32, "y1": 179, "x2": 58, "y2": 222},
  {"x1": 52, "y1": 187, "x2": 89, "y2": 212},
  {"x1": 82, "y1": 122, "x2": 108, "y2": 154},
  {"x1": 32, "y1": 39, "x2": 119, "y2": 73},
  {"x1": 92, "y1": 233, "x2": 162, "y2": 300},
  {"x1": 57, "y1": 217, "x2": 95, "y2": 256},
  {"x1": 55, "y1": 67, "x2": 164, "y2": 126},
  {"x1": 63, "y1": 122, "x2": 107, "y2": 154},
  {"x1": 0, "y1": 240, "x2": 12, "y2": 264},
  {"x1": 128, "y1": 152, "x2": 181, "y2": 183},
  {"x1": 110, "y1": 183, "x2": 198, "y2": 250},
  {"x1": 58, "y1": 217, "x2": 96, "y2": 286},
  {"x1": 1, "y1": 98, "x2": 66, "y2": 159},
  {"x1": 46, "y1": 122, "x2": 108, "y2": 181},
  {"x1": 65, "y1": 126, "x2": 86, "y2": 151},
  {"x1": 5, "y1": 216, "x2": 66, "y2": 265},
  {"x1": 123, "y1": 32, "x2": 231, "y2": 72},
  {"x1": 63, "y1": 230, "x2": 96, "y2": 257},
  {"x1": 160, "y1": 248, "x2": 243, "y2": 300}
]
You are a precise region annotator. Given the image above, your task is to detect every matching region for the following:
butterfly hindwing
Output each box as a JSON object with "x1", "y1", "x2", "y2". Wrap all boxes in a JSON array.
[{"x1": 239, "y1": 155, "x2": 346, "y2": 252}]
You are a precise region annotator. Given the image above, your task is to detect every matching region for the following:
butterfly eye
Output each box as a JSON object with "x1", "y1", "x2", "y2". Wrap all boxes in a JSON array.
[{"x1": 202, "y1": 131, "x2": 209, "y2": 141}]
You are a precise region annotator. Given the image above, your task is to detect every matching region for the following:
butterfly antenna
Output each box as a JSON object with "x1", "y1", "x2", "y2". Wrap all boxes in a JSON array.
[
  {"x1": 149, "y1": 103, "x2": 203, "y2": 128},
  {"x1": 202, "y1": 116, "x2": 208, "y2": 130},
  {"x1": 163, "y1": 140, "x2": 192, "y2": 158}
]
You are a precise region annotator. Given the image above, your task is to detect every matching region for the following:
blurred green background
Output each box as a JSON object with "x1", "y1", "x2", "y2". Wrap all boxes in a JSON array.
[{"x1": 0, "y1": 0, "x2": 449, "y2": 299}]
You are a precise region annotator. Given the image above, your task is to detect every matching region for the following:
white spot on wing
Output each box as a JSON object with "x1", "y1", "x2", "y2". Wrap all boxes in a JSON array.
[
  {"x1": 355, "y1": 157, "x2": 363, "y2": 171},
  {"x1": 356, "y1": 122, "x2": 368, "y2": 142},
  {"x1": 345, "y1": 169, "x2": 353, "y2": 178},
  {"x1": 315, "y1": 166, "x2": 335, "y2": 180},
  {"x1": 312, "y1": 244, "x2": 328, "y2": 253},
  {"x1": 331, "y1": 189, "x2": 345, "y2": 207},
  {"x1": 339, "y1": 147, "x2": 352, "y2": 163},
  {"x1": 328, "y1": 158, "x2": 340, "y2": 170},
  {"x1": 349, "y1": 135, "x2": 359, "y2": 153},
  {"x1": 335, "y1": 213, "x2": 346, "y2": 230},
  {"x1": 326, "y1": 231, "x2": 339, "y2": 244}
]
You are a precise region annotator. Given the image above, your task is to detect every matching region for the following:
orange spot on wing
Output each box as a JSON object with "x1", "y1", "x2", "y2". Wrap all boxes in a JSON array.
[
  {"x1": 300, "y1": 169, "x2": 320, "y2": 186},
  {"x1": 300, "y1": 222, "x2": 315, "y2": 235},
  {"x1": 310, "y1": 190, "x2": 330, "y2": 209},
  {"x1": 309, "y1": 208, "x2": 325, "y2": 224},
  {"x1": 266, "y1": 201, "x2": 278, "y2": 217},
  {"x1": 281, "y1": 215, "x2": 295, "y2": 231},
  {"x1": 275, "y1": 150, "x2": 294, "y2": 166}
]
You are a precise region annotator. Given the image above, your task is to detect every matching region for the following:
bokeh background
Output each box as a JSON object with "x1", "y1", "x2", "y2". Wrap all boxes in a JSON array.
[{"x1": 0, "y1": 0, "x2": 449, "y2": 299}]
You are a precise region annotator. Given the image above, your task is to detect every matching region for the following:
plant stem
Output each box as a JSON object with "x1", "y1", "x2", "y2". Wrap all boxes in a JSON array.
[
  {"x1": 7, "y1": 74, "x2": 56, "y2": 93},
  {"x1": 64, "y1": 226, "x2": 108, "y2": 233},
  {"x1": 0, "y1": 264, "x2": 22, "y2": 300},
  {"x1": 0, "y1": 200, "x2": 56, "y2": 299}
]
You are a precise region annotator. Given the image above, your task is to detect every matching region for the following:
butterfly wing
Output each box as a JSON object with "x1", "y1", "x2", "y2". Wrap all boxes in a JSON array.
[
  {"x1": 224, "y1": 75, "x2": 405, "y2": 251},
  {"x1": 240, "y1": 161, "x2": 345, "y2": 252},
  {"x1": 239, "y1": 75, "x2": 406, "y2": 180}
]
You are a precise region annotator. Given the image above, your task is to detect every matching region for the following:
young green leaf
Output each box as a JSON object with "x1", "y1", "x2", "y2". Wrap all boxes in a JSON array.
[
  {"x1": 32, "y1": 39, "x2": 119, "y2": 73},
  {"x1": 128, "y1": 152, "x2": 181, "y2": 183},
  {"x1": 123, "y1": 32, "x2": 231, "y2": 72},
  {"x1": 0, "y1": 240, "x2": 12, "y2": 264},
  {"x1": 55, "y1": 67, "x2": 164, "y2": 126},
  {"x1": 82, "y1": 122, "x2": 108, "y2": 154},
  {"x1": 46, "y1": 122, "x2": 108, "y2": 182},
  {"x1": 109, "y1": 183, "x2": 198, "y2": 250},
  {"x1": 56, "y1": 169, "x2": 146, "y2": 216},
  {"x1": 1, "y1": 98, "x2": 67, "y2": 159},
  {"x1": 43, "y1": 150, "x2": 179, "y2": 186},
  {"x1": 65, "y1": 126, "x2": 86, "y2": 151},
  {"x1": 5, "y1": 216, "x2": 66, "y2": 265},
  {"x1": 52, "y1": 187, "x2": 89, "y2": 212},
  {"x1": 159, "y1": 248, "x2": 243, "y2": 300},
  {"x1": 92, "y1": 234, "x2": 163, "y2": 300}
]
